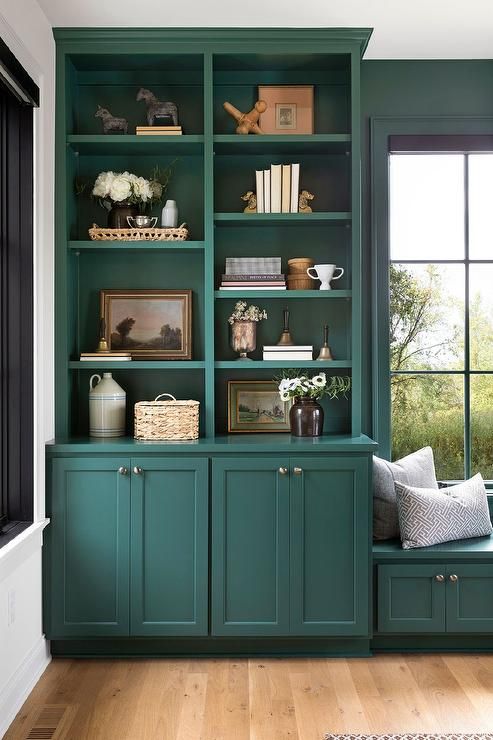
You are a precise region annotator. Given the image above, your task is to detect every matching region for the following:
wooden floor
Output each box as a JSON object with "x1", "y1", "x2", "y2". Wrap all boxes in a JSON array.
[{"x1": 5, "y1": 654, "x2": 493, "y2": 739}]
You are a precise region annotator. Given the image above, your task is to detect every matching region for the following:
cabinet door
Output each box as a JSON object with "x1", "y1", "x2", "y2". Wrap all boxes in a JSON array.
[
  {"x1": 212, "y1": 458, "x2": 290, "y2": 636},
  {"x1": 377, "y1": 564, "x2": 446, "y2": 633},
  {"x1": 47, "y1": 458, "x2": 130, "y2": 638},
  {"x1": 290, "y1": 456, "x2": 370, "y2": 635},
  {"x1": 446, "y1": 564, "x2": 493, "y2": 633},
  {"x1": 130, "y1": 458, "x2": 208, "y2": 636}
]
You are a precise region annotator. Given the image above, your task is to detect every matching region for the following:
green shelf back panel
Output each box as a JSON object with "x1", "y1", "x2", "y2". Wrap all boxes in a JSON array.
[
  {"x1": 67, "y1": 135, "x2": 204, "y2": 156},
  {"x1": 214, "y1": 153, "x2": 350, "y2": 214},
  {"x1": 212, "y1": 135, "x2": 351, "y2": 156},
  {"x1": 72, "y1": 153, "x2": 204, "y2": 241},
  {"x1": 214, "y1": 368, "x2": 351, "y2": 436}
]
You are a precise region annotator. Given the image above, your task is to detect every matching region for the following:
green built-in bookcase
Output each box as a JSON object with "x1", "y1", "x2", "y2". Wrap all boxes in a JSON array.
[{"x1": 54, "y1": 28, "x2": 371, "y2": 441}]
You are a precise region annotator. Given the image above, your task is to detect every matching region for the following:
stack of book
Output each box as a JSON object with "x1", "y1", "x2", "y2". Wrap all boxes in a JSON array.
[
  {"x1": 80, "y1": 352, "x2": 132, "y2": 362},
  {"x1": 262, "y1": 345, "x2": 313, "y2": 361},
  {"x1": 219, "y1": 256, "x2": 286, "y2": 291},
  {"x1": 136, "y1": 126, "x2": 183, "y2": 136},
  {"x1": 255, "y1": 163, "x2": 300, "y2": 214}
]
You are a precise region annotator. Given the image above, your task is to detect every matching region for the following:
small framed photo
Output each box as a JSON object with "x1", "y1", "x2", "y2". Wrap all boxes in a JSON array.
[
  {"x1": 228, "y1": 380, "x2": 292, "y2": 433},
  {"x1": 100, "y1": 288, "x2": 192, "y2": 359},
  {"x1": 258, "y1": 85, "x2": 314, "y2": 135}
]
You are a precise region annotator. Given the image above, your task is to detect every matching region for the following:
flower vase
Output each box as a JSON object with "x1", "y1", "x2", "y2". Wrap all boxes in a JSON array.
[
  {"x1": 230, "y1": 320, "x2": 256, "y2": 360},
  {"x1": 108, "y1": 201, "x2": 138, "y2": 229},
  {"x1": 289, "y1": 396, "x2": 324, "y2": 437}
]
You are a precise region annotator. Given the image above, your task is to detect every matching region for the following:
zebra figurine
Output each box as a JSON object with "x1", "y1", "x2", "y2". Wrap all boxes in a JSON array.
[
  {"x1": 136, "y1": 88, "x2": 179, "y2": 127},
  {"x1": 95, "y1": 105, "x2": 128, "y2": 135}
]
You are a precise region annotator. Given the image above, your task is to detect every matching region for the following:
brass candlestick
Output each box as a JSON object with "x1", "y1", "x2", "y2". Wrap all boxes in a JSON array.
[
  {"x1": 96, "y1": 317, "x2": 109, "y2": 353},
  {"x1": 316, "y1": 324, "x2": 333, "y2": 361},
  {"x1": 277, "y1": 307, "x2": 294, "y2": 346}
]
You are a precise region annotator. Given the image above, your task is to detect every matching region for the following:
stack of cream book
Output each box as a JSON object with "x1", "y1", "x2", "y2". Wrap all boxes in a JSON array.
[
  {"x1": 80, "y1": 352, "x2": 132, "y2": 361},
  {"x1": 255, "y1": 163, "x2": 300, "y2": 214},
  {"x1": 136, "y1": 126, "x2": 182, "y2": 136},
  {"x1": 262, "y1": 345, "x2": 313, "y2": 361}
]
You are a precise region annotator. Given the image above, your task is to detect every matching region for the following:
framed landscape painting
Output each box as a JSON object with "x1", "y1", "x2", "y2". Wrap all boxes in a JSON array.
[
  {"x1": 228, "y1": 380, "x2": 292, "y2": 433},
  {"x1": 100, "y1": 289, "x2": 192, "y2": 359}
]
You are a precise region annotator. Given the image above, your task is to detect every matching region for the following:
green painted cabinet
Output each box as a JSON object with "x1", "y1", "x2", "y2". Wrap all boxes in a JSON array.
[
  {"x1": 211, "y1": 457, "x2": 290, "y2": 636},
  {"x1": 130, "y1": 458, "x2": 209, "y2": 635},
  {"x1": 290, "y1": 457, "x2": 369, "y2": 635},
  {"x1": 378, "y1": 563, "x2": 493, "y2": 634},
  {"x1": 46, "y1": 456, "x2": 208, "y2": 639},
  {"x1": 47, "y1": 458, "x2": 131, "y2": 638},
  {"x1": 212, "y1": 456, "x2": 369, "y2": 637}
]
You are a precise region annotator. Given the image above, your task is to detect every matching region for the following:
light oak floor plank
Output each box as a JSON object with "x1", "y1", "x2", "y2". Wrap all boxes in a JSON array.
[{"x1": 5, "y1": 653, "x2": 493, "y2": 739}]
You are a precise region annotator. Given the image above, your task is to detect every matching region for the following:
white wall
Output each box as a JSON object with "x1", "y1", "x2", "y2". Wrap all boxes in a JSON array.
[{"x1": 0, "y1": 0, "x2": 54, "y2": 735}]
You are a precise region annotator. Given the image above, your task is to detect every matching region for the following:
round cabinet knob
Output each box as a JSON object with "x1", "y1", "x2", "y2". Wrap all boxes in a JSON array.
[
  {"x1": 278, "y1": 467, "x2": 288, "y2": 475},
  {"x1": 293, "y1": 467, "x2": 303, "y2": 475},
  {"x1": 449, "y1": 574, "x2": 459, "y2": 583},
  {"x1": 133, "y1": 466, "x2": 143, "y2": 475},
  {"x1": 118, "y1": 466, "x2": 128, "y2": 476},
  {"x1": 435, "y1": 574, "x2": 445, "y2": 583}
]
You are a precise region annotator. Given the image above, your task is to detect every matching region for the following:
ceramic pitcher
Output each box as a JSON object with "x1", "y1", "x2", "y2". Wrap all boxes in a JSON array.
[{"x1": 89, "y1": 373, "x2": 126, "y2": 437}]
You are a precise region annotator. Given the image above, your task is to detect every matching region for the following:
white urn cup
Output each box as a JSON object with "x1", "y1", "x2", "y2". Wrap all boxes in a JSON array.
[
  {"x1": 306, "y1": 263, "x2": 344, "y2": 291},
  {"x1": 89, "y1": 372, "x2": 126, "y2": 438}
]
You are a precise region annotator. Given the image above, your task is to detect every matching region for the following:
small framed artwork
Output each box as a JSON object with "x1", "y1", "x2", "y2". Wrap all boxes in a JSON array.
[
  {"x1": 258, "y1": 85, "x2": 314, "y2": 135},
  {"x1": 228, "y1": 380, "x2": 292, "y2": 433},
  {"x1": 100, "y1": 289, "x2": 192, "y2": 359}
]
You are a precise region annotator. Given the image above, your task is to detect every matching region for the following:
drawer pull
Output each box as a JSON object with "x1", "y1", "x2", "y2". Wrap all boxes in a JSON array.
[
  {"x1": 293, "y1": 467, "x2": 303, "y2": 475},
  {"x1": 435, "y1": 574, "x2": 445, "y2": 583},
  {"x1": 278, "y1": 467, "x2": 288, "y2": 475},
  {"x1": 118, "y1": 466, "x2": 128, "y2": 476},
  {"x1": 449, "y1": 574, "x2": 458, "y2": 583},
  {"x1": 133, "y1": 466, "x2": 143, "y2": 475}
]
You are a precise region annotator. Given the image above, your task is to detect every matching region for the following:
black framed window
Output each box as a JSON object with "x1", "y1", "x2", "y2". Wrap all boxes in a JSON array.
[
  {"x1": 0, "y1": 38, "x2": 38, "y2": 534},
  {"x1": 372, "y1": 119, "x2": 493, "y2": 483}
]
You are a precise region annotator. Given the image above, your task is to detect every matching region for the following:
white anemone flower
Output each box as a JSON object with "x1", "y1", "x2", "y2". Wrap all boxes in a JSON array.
[
  {"x1": 312, "y1": 373, "x2": 327, "y2": 388},
  {"x1": 279, "y1": 379, "x2": 290, "y2": 392},
  {"x1": 280, "y1": 390, "x2": 290, "y2": 402}
]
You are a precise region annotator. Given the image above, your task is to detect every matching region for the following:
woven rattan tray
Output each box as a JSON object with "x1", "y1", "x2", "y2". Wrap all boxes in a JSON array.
[{"x1": 89, "y1": 223, "x2": 189, "y2": 241}]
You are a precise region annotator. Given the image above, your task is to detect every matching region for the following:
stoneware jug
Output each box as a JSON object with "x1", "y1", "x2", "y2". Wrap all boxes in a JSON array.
[{"x1": 89, "y1": 373, "x2": 126, "y2": 438}]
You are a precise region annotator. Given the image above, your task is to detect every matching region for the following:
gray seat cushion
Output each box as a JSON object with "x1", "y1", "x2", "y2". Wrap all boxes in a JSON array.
[
  {"x1": 395, "y1": 473, "x2": 493, "y2": 549},
  {"x1": 373, "y1": 446, "x2": 438, "y2": 540}
]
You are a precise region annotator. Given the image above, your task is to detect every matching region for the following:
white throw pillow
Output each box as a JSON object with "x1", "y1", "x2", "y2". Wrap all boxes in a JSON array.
[{"x1": 395, "y1": 473, "x2": 493, "y2": 550}]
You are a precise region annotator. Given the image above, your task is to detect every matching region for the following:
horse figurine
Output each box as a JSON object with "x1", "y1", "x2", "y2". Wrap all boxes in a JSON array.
[
  {"x1": 95, "y1": 105, "x2": 128, "y2": 135},
  {"x1": 136, "y1": 88, "x2": 179, "y2": 127}
]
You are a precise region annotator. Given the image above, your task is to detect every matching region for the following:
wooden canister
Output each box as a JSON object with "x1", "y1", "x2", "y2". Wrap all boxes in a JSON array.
[{"x1": 287, "y1": 257, "x2": 314, "y2": 275}]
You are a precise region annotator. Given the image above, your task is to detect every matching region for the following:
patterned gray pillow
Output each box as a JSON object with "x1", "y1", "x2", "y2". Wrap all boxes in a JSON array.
[
  {"x1": 395, "y1": 473, "x2": 493, "y2": 550},
  {"x1": 373, "y1": 447, "x2": 438, "y2": 540}
]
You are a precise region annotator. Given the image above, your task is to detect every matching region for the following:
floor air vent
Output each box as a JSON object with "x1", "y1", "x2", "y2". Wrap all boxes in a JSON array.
[{"x1": 24, "y1": 705, "x2": 70, "y2": 739}]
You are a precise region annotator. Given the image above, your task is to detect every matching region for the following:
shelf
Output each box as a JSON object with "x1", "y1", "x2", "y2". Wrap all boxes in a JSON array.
[
  {"x1": 46, "y1": 433, "x2": 378, "y2": 454},
  {"x1": 69, "y1": 361, "x2": 205, "y2": 370},
  {"x1": 215, "y1": 360, "x2": 352, "y2": 369},
  {"x1": 68, "y1": 240, "x2": 205, "y2": 252},
  {"x1": 215, "y1": 290, "x2": 351, "y2": 299},
  {"x1": 66, "y1": 134, "x2": 204, "y2": 155},
  {"x1": 213, "y1": 212, "x2": 351, "y2": 225},
  {"x1": 213, "y1": 134, "x2": 351, "y2": 155}
]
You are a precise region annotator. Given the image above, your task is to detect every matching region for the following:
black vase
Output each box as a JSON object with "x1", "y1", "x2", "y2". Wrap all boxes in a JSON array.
[
  {"x1": 289, "y1": 396, "x2": 324, "y2": 437},
  {"x1": 107, "y1": 201, "x2": 138, "y2": 229}
]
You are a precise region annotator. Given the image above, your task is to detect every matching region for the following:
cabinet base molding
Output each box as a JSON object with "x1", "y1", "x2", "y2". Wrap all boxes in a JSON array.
[
  {"x1": 372, "y1": 635, "x2": 493, "y2": 652},
  {"x1": 50, "y1": 637, "x2": 372, "y2": 658}
]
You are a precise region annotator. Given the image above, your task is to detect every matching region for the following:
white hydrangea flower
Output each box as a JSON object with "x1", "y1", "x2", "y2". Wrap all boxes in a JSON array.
[
  {"x1": 109, "y1": 174, "x2": 132, "y2": 202},
  {"x1": 150, "y1": 180, "x2": 162, "y2": 200},
  {"x1": 92, "y1": 171, "x2": 115, "y2": 198},
  {"x1": 132, "y1": 176, "x2": 153, "y2": 202}
]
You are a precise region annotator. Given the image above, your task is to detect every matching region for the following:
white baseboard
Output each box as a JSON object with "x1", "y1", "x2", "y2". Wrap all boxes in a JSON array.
[{"x1": 0, "y1": 636, "x2": 51, "y2": 739}]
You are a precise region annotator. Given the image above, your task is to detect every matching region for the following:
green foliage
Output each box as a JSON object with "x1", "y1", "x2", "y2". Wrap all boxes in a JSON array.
[{"x1": 390, "y1": 264, "x2": 493, "y2": 480}]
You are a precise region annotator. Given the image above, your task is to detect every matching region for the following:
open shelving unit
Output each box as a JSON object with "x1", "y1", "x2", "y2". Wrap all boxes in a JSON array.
[{"x1": 54, "y1": 28, "x2": 369, "y2": 441}]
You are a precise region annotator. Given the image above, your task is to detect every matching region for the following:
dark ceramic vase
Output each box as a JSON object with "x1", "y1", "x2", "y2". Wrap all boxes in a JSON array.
[
  {"x1": 289, "y1": 396, "x2": 324, "y2": 437},
  {"x1": 107, "y1": 201, "x2": 138, "y2": 229}
]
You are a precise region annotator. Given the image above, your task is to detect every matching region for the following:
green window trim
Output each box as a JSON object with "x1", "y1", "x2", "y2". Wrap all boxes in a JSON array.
[{"x1": 371, "y1": 116, "x2": 493, "y2": 476}]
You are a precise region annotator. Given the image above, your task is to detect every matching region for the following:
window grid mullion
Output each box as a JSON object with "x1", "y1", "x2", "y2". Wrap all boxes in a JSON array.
[{"x1": 464, "y1": 154, "x2": 471, "y2": 479}]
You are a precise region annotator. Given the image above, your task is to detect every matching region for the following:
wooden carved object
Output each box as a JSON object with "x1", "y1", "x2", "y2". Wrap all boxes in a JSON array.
[
  {"x1": 299, "y1": 190, "x2": 314, "y2": 213},
  {"x1": 241, "y1": 191, "x2": 257, "y2": 213},
  {"x1": 136, "y1": 88, "x2": 179, "y2": 127},
  {"x1": 95, "y1": 105, "x2": 128, "y2": 135},
  {"x1": 223, "y1": 100, "x2": 267, "y2": 135}
]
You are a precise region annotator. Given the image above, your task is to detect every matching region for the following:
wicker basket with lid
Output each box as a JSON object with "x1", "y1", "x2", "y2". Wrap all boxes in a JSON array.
[{"x1": 134, "y1": 393, "x2": 199, "y2": 440}]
